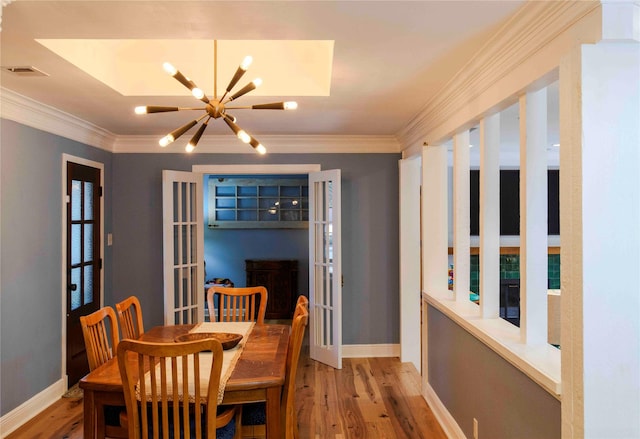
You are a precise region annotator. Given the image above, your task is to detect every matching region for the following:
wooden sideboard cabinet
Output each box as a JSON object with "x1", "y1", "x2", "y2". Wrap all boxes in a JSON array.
[{"x1": 246, "y1": 259, "x2": 298, "y2": 320}]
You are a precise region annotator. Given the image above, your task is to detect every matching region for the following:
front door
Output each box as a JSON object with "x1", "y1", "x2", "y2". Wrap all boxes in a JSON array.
[{"x1": 65, "y1": 161, "x2": 102, "y2": 385}]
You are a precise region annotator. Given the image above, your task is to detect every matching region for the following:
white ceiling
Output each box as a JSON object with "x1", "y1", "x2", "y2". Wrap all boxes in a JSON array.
[{"x1": 1, "y1": 1, "x2": 527, "y2": 147}]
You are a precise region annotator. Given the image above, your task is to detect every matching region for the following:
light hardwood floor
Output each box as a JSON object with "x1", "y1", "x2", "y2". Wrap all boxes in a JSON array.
[{"x1": 6, "y1": 345, "x2": 446, "y2": 439}]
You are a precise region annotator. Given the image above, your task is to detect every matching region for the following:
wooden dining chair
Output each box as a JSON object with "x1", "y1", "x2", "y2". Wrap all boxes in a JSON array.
[
  {"x1": 293, "y1": 295, "x2": 309, "y2": 320},
  {"x1": 117, "y1": 338, "x2": 240, "y2": 439},
  {"x1": 80, "y1": 306, "x2": 128, "y2": 438},
  {"x1": 241, "y1": 306, "x2": 309, "y2": 439},
  {"x1": 207, "y1": 286, "x2": 268, "y2": 324},
  {"x1": 116, "y1": 295, "x2": 144, "y2": 340}
]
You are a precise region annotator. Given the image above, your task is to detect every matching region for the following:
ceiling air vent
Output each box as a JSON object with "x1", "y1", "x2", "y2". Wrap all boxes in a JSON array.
[{"x1": 2, "y1": 66, "x2": 49, "y2": 77}]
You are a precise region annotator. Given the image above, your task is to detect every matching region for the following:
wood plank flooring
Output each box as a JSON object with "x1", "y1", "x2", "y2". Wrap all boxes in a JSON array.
[{"x1": 6, "y1": 346, "x2": 446, "y2": 439}]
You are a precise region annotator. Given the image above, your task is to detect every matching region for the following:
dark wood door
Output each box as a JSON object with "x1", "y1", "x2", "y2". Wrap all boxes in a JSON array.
[{"x1": 66, "y1": 162, "x2": 102, "y2": 385}]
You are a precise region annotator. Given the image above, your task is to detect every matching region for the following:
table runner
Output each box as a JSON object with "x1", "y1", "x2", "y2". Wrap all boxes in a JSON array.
[{"x1": 137, "y1": 321, "x2": 254, "y2": 404}]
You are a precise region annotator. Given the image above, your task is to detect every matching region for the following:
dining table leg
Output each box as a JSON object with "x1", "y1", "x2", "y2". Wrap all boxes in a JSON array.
[
  {"x1": 83, "y1": 388, "x2": 96, "y2": 439},
  {"x1": 265, "y1": 386, "x2": 282, "y2": 439}
]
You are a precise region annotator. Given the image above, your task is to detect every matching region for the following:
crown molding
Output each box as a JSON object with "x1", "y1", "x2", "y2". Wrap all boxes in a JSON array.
[
  {"x1": 1, "y1": 87, "x2": 400, "y2": 154},
  {"x1": 397, "y1": 0, "x2": 601, "y2": 150},
  {"x1": 113, "y1": 134, "x2": 401, "y2": 154},
  {"x1": 0, "y1": 87, "x2": 117, "y2": 151}
]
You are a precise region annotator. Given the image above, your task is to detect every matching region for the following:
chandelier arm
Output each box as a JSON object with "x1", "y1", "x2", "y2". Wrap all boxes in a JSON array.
[
  {"x1": 226, "y1": 102, "x2": 297, "y2": 111},
  {"x1": 186, "y1": 117, "x2": 211, "y2": 152},
  {"x1": 222, "y1": 114, "x2": 251, "y2": 144},
  {"x1": 225, "y1": 78, "x2": 261, "y2": 103},
  {"x1": 164, "y1": 63, "x2": 210, "y2": 104},
  {"x1": 137, "y1": 106, "x2": 207, "y2": 114},
  {"x1": 248, "y1": 135, "x2": 267, "y2": 154},
  {"x1": 159, "y1": 113, "x2": 209, "y2": 147},
  {"x1": 220, "y1": 55, "x2": 253, "y2": 103}
]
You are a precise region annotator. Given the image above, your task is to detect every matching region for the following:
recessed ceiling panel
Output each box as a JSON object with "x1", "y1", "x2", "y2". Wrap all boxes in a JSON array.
[{"x1": 35, "y1": 39, "x2": 333, "y2": 97}]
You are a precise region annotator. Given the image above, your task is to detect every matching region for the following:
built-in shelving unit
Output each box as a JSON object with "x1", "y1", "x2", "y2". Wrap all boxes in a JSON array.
[{"x1": 208, "y1": 177, "x2": 308, "y2": 228}]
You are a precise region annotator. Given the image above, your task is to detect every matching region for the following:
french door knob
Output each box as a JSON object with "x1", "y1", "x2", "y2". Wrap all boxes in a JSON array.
[{"x1": 68, "y1": 283, "x2": 77, "y2": 291}]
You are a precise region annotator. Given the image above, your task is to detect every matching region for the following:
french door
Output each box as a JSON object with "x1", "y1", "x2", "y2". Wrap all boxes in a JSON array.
[
  {"x1": 160, "y1": 165, "x2": 342, "y2": 371},
  {"x1": 162, "y1": 170, "x2": 204, "y2": 325},
  {"x1": 65, "y1": 161, "x2": 102, "y2": 385},
  {"x1": 309, "y1": 169, "x2": 342, "y2": 369}
]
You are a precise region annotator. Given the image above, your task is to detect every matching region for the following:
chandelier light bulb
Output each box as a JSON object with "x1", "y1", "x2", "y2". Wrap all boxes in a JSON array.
[
  {"x1": 185, "y1": 143, "x2": 195, "y2": 153},
  {"x1": 253, "y1": 78, "x2": 263, "y2": 88},
  {"x1": 192, "y1": 88, "x2": 205, "y2": 99},
  {"x1": 163, "y1": 62, "x2": 177, "y2": 76},
  {"x1": 241, "y1": 56, "x2": 253, "y2": 70},
  {"x1": 237, "y1": 130, "x2": 251, "y2": 143},
  {"x1": 159, "y1": 135, "x2": 174, "y2": 147},
  {"x1": 284, "y1": 101, "x2": 298, "y2": 110},
  {"x1": 134, "y1": 106, "x2": 148, "y2": 114},
  {"x1": 256, "y1": 144, "x2": 267, "y2": 155}
]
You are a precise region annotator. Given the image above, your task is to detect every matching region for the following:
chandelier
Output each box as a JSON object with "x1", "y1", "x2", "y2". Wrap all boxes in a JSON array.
[{"x1": 135, "y1": 41, "x2": 297, "y2": 154}]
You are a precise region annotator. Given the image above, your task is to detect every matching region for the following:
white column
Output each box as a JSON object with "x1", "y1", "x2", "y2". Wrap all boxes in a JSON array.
[
  {"x1": 519, "y1": 89, "x2": 548, "y2": 345},
  {"x1": 422, "y1": 145, "x2": 449, "y2": 295},
  {"x1": 479, "y1": 114, "x2": 501, "y2": 318},
  {"x1": 453, "y1": 131, "x2": 470, "y2": 304},
  {"x1": 399, "y1": 156, "x2": 421, "y2": 372},
  {"x1": 560, "y1": 17, "x2": 640, "y2": 438}
]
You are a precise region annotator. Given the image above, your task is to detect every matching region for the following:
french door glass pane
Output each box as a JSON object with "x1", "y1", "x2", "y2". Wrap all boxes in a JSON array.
[
  {"x1": 84, "y1": 224, "x2": 93, "y2": 262},
  {"x1": 173, "y1": 182, "x2": 179, "y2": 222},
  {"x1": 189, "y1": 182, "x2": 196, "y2": 220},
  {"x1": 71, "y1": 180, "x2": 81, "y2": 221},
  {"x1": 71, "y1": 224, "x2": 81, "y2": 265},
  {"x1": 182, "y1": 267, "x2": 189, "y2": 306},
  {"x1": 71, "y1": 268, "x2": 81, "y2": 310},
  {"x1": 173, "y1": 268, "x2": 180, "y2": 305},
  {"x1": 84, "y1": 265, "x2": 93, "y2": 304},
  {"x1": 190, "y1": 225, "x2": 196, "y2": 261},
  {"x1": 190, "y1": 266, "x2": 197, "y2": 304},
  {"x1": 173, "y1": 225, "x2": 179, "y2": 266},
  {"x1": 181, "y1": 225, "x2": 188, "y2": 265},
  {"x1": 181, "y1": 182, "x2": 188, "y2": 221},
  {"x1": 84, "y1": 182, "x2": 93, "y2": 220}
]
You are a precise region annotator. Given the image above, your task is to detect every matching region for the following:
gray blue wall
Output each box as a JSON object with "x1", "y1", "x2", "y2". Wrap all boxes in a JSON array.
[
  {"x1": 111, "y1": 153, "x2": 401, "y2": 346},
  {"x1": 1, "y1": 121, "x2": 401, "y2": 415},
  {"x1": 428, "y1": 305, "x2": 561, "y2": 439},
  {"x1": 1, "y1": 119, "x2": 113, "y2": 415}
]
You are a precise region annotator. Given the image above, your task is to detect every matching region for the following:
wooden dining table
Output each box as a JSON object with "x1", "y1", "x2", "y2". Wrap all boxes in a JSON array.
[{"x1": 79, "y1": 323, "x2": 290, "y2": 439}]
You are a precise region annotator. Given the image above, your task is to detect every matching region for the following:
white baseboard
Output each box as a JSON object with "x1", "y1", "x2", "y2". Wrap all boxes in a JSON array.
[
  {"x1": 342, "y1": 343, "x2": 400, "y2": 358},
  {"x1": 423, "y1": 382, "x2": 467, "y2": 439},
  {"x1": 0, "y1": 378, "x2": 66, "y2": 438}
]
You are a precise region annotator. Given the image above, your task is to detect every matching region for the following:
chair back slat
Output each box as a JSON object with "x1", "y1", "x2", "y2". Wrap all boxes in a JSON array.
[
  {"x1": 117, "y1": 338, "x2": 225, "y2": 439},
  {"x1": 80, "y1": 306, "x2": 120, "y2": 371},
  {"x1": 207, "y1": 286, "x2": 268, "y2": 324},
  {"x1": 116, "y1": 296, "x2": 144, "y2": 340}
]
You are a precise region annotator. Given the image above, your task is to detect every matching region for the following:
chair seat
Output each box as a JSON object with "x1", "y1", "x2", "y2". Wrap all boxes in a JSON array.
[{"x1": 241, "y1": 402, "x2": 266, "y2": 426}]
